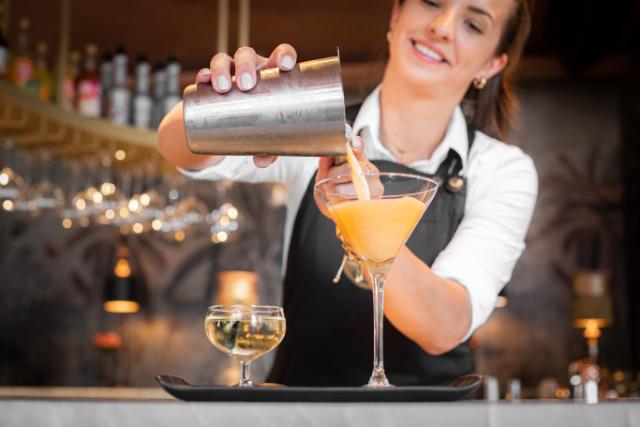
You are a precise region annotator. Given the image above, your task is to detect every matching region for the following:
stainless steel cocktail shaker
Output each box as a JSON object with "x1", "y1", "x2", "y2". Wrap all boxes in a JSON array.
[{"x1": 182, "y1": 54, "x2": 347, "y2": 156}]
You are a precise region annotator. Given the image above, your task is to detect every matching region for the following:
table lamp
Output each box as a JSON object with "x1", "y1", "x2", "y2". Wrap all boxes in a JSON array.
[
  {"x1": 104, "y1": 245, "x2": 140, "y2": 313},
  {"x1": 215, "y1": 271, "x2": 259, "y2": 306},
  {"x1": 571, "y1": 270, "x2": 613, "y2": 360}
]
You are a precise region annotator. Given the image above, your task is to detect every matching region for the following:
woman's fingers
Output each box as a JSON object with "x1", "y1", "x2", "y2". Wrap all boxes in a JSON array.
[
  {"x1": 349, "y1": 135, "x2": 376, "y2": 174},
  {"x1": 233, "y1": 47, "x2": 258, "y2": 91},
  {"x1": 195, "y1": 68, "x2": 212, "y2": 84},
  {"x1": 253, "y1": 154, "x2": 278, "y2": 168},
  {"x1": 318, "y1": 136, "x2": 374, "y2": 184},
  {"x1": 207, "y1": 44, "x2": 297, "y2": 94},
  {"x1": 264, "y1": 43, "x2": 298, "y2": 71},
  {"x1": 209, "y1": 53, "x2": 233, "y2": 93},
  {"x1": 350, "y1": 136, "x2": 366, "y2": 161}
]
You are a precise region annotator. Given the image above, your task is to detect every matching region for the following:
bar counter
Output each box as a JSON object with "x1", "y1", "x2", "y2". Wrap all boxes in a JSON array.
[{"x1": 1, "y1": 388, "x2": 639, "y2": 427}]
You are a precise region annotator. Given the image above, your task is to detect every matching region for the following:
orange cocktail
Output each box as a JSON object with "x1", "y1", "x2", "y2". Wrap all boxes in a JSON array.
[
  {"x1": 316, "y1": 171, "x2": 438, "y2": 388},
  {"x1": 330, "y1": 197, "x2": 426, "y2": 264}
]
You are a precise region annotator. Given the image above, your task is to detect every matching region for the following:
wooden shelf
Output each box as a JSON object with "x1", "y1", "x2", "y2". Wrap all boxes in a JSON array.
[{"x1": 0, "y1": 80, "x2": 167, "y2": 168}]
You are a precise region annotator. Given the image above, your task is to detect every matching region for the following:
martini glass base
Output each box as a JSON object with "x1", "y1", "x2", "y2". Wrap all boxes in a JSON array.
[{"x1": 366, "y1": 368, "x2": 393, "y2": 388}]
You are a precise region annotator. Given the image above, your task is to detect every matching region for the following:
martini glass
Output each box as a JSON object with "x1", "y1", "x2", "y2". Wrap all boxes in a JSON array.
[
  {"x1": 204, "y1": 305, "x2": 286, "y2": 387},
  {"x1": 315, "y1": 172, "x2": 438, "y2": 388}
]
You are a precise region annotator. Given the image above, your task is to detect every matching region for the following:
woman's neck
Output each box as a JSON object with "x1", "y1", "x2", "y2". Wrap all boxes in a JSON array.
[{"x1": 379, "y1": 66, "x2": 460, "y2": 165}]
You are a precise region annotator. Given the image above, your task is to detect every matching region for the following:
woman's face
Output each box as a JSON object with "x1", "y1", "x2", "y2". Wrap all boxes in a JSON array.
[{"x1": 388, "y1": 0, "x2": 512, "y2": 96}]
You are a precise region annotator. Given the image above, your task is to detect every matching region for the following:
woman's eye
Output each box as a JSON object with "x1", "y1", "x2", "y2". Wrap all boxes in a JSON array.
[
  {"x1": 465, "y1": 20, "x2": 483, "y2": 34},
  {"x1": 422, "y1": 0, "x2": 440, "y2": 7}
]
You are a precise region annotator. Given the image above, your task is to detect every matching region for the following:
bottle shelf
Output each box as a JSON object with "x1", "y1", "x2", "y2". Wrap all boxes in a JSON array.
[{"x1": 0, "y1": 80, "x2": 168, "y2": 168}]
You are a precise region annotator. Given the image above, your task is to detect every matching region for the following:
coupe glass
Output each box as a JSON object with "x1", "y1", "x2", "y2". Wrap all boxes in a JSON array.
[
  {"x1": 315, "y1": 172, "x2": 438, "y2": 387},
  {"x1": 204, "y1": 305, "x2": 286, "y2": 387}
]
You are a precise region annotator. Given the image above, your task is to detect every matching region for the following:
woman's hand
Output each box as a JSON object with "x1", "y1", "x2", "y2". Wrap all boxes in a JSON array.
[
  {"x1": 194, "y1": 44, "x2": 298, "y2": 168},
  {"x1": 314, "y1": 136, "x2": 379, "y2": 218}
]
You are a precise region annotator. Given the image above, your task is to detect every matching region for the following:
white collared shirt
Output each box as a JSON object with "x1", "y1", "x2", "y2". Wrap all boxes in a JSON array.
[{"x1": 180, "y1": 87, "x2": 538, "y2": 340}]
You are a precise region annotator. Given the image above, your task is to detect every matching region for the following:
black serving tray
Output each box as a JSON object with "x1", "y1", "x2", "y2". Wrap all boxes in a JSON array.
[{"x1": 156, "y1": 374, "x2": 482, "y2": 402}]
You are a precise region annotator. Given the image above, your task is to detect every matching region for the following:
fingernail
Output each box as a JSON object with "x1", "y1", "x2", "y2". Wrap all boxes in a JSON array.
[
  {"x1": 281, "y1": 55, "x2": 295, "y2": 70},
  {"x1": 200, "y1": 69, "x2": 211, "y2": 77},
  {"x1": 217, "y1": 75, "x2": 231, "y2": 91},
  {"x1": 344, "y1": 124, "x2": 353, "y2": 140},
  {"x1": 240, "y1": 72, "x2": 253, "y2": 90},
  {"x1": 351, "y1": 138, "x2": 362, "y2": 149}
]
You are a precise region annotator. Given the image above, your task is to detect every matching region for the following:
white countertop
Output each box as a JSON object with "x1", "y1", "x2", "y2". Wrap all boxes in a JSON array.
[{"x1": 1, "y1": 393, "x2": 639, "y2": 427}]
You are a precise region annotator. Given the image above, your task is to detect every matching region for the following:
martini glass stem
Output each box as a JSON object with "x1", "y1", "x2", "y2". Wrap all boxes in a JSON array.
[
  {"x1": 369, "y1": 272, "x2": 390, "y2": 387},
  {"x1": 238, "y1": 360, "x2": 253, "y2": 387}
]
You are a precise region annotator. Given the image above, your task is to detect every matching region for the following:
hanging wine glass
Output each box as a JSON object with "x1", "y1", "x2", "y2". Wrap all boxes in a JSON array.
[
  {"x1": 30, "y1": 150, "x2": 65, "y2": 212},
  {"x1": 0, "y1": 166, "x2": 27, "y2": 213},
  {"x1": 5, "y1": 149, "x2": 39, "y2": 215},
  {"x1": 0, "y1": 142, "x2": 28, "y2": 213},
  {"x1": 59, "y1": 159, "x2": 83, "y2": 229},
  {"x1": 133, "y1": 161, "x2": 167, "y2": 233},
  {"x1": 94, "y1": 146, "x2": 126, "y2": 226},
  {"x1": 66, "y1": 158, "x2": 98, "y2": 228},
  {"x1": 133, "y1": 189, "x2": 166, "y2": 233},
  {"x1": 208, "y1": 202, "x2": 240, "y2": 244},
  {"x1": 161, "y1": 194, "x2": 208, "y2": 242},
  {"x1": 153, "y1": 177, "x2": 207, "y2": 241},
  {"x1": 106, "y1": 168, "x2": 137, "y2": 234}
]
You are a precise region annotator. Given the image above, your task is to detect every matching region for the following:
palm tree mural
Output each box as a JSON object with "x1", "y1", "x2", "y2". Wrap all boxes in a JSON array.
[
  {"x1": 529, "y1": 143, "x2": 623, "y2": 281},
  {"x1": 0, "y1": 175, "x2": 287, "y2": 385}
]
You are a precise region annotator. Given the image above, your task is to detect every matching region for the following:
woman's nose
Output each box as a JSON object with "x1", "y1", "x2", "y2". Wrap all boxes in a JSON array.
[{"x1": 428, "y1": 8, "x2": 456, "y2": 41}]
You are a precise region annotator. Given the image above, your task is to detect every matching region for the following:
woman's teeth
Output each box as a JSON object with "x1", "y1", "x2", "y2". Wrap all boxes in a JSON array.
[{"x1": 413, "y1": 42, "x2": 444, "y2": 63}]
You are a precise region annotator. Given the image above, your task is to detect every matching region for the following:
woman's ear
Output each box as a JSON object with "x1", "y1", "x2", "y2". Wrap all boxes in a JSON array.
[
  {"x1": 478, "y1": 53, "x2": 509, "y2": 81},
  {"x1": 389, "y1": 1, "x2": 401, "y2": 32}
]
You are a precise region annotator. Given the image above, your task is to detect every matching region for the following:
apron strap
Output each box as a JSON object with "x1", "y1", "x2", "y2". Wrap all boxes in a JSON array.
[{"x1": 433, "y1": 122, "x2": 476, "y2": 193}]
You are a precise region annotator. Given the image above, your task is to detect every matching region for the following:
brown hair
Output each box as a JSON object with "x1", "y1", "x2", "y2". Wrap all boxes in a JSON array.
[{"x1": 397, "y1": 0, "x2": 532, "y2": 140}]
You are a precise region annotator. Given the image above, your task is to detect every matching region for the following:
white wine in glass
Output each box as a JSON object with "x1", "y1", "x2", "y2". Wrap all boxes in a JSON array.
[{"x1": 204, "y1": 305, "x2": 286, "y2": 387}]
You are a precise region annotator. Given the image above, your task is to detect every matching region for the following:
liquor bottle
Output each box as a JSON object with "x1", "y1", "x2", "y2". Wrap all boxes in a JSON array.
[
  {"x1": 0, "y1": 32, "x2": 6, "y2": 79},
  {"x1": 108, "y1": 46, "x2": 131, "y2": 125},
  {"x1": 0, "y1": 4, "x2": 8, "y2": 78},
  {"x1": 76, "y1": 44, "x2": 101, "y2": 117},
  {"x1": 132, "y1": 54, "x2": 152, "y2": 129},
  {"x1": 162, "y1": 56, "x2": 181, "y2": 116},
  {"x1": 26, "y1": 42, "x2": 53, "y2": 102},
  {"x1": 99, "y1": 52, "x2": 113, "y2": 118},
  {"x1": 10, "y1": 18, "x2": 33, "y2": 88},
  {"x1": 150, "y1": 61, "x2": 166, "y2": 129},
  {"x1": 60, "y1": 50, "x2": 81, "y2": 111}
]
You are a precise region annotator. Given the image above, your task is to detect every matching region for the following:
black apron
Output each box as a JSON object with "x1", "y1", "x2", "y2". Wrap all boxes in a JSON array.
[{"x1": 267, "y1": 125, "x2": 476, "y2": 387}]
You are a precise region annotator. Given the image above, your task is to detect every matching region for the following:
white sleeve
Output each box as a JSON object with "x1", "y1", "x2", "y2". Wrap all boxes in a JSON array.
[
  {"x1": 431, "y1": 146, "x2": 538, "y2": 341},
  {"x1": 178, "y1": 155, "x2": 317, "y2": 184}
]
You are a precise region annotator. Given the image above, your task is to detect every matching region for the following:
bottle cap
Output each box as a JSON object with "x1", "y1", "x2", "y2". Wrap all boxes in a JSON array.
[
  {"x1": 36, "y1": 42, "x2": 48, "y2": 54},
  {"x1": 86, "y1": 44, "x2": 98, "y2": 55}
]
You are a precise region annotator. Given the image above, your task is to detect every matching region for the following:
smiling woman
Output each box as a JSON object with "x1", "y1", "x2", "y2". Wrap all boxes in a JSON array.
[
  {"x1": 393, "y1": 0, "x2": 531, "y2": 141},
  {"x1": 157, "y1": 0, "x2": 538, "y2": 387}
]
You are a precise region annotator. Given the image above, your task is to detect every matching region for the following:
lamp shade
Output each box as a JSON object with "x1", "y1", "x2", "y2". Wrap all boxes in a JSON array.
[
  {"x1": 103, "y1": 246, "x2": 140, "y2": 313},
  {"x1": 215, "y1": 271, "x2": 259, "y2": 306},
  {"x1": 571, "y1": 270, "x2": 613, "y2": 328},
  {"x1": 103, "y1": 275, "x2": 140, "y2": 313}
]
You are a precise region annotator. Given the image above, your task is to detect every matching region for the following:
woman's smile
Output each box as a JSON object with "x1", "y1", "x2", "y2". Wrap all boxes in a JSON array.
[{"x1": 410, "y1": 38, "x2": 451, "y2": 65}]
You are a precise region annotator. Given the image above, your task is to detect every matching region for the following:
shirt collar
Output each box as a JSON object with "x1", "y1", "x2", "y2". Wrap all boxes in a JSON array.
[{"x1": 352, "y1": 86, "x2": 469, "y2": 173}]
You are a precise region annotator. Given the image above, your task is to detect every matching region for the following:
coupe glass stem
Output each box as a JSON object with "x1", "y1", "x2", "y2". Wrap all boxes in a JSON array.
[
  {"x1": 238, "y1": 360, "x2": 253, "y2": 387},
  {"x1": 368, "y1": 271, "x2": 390, "y2": 388}
]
